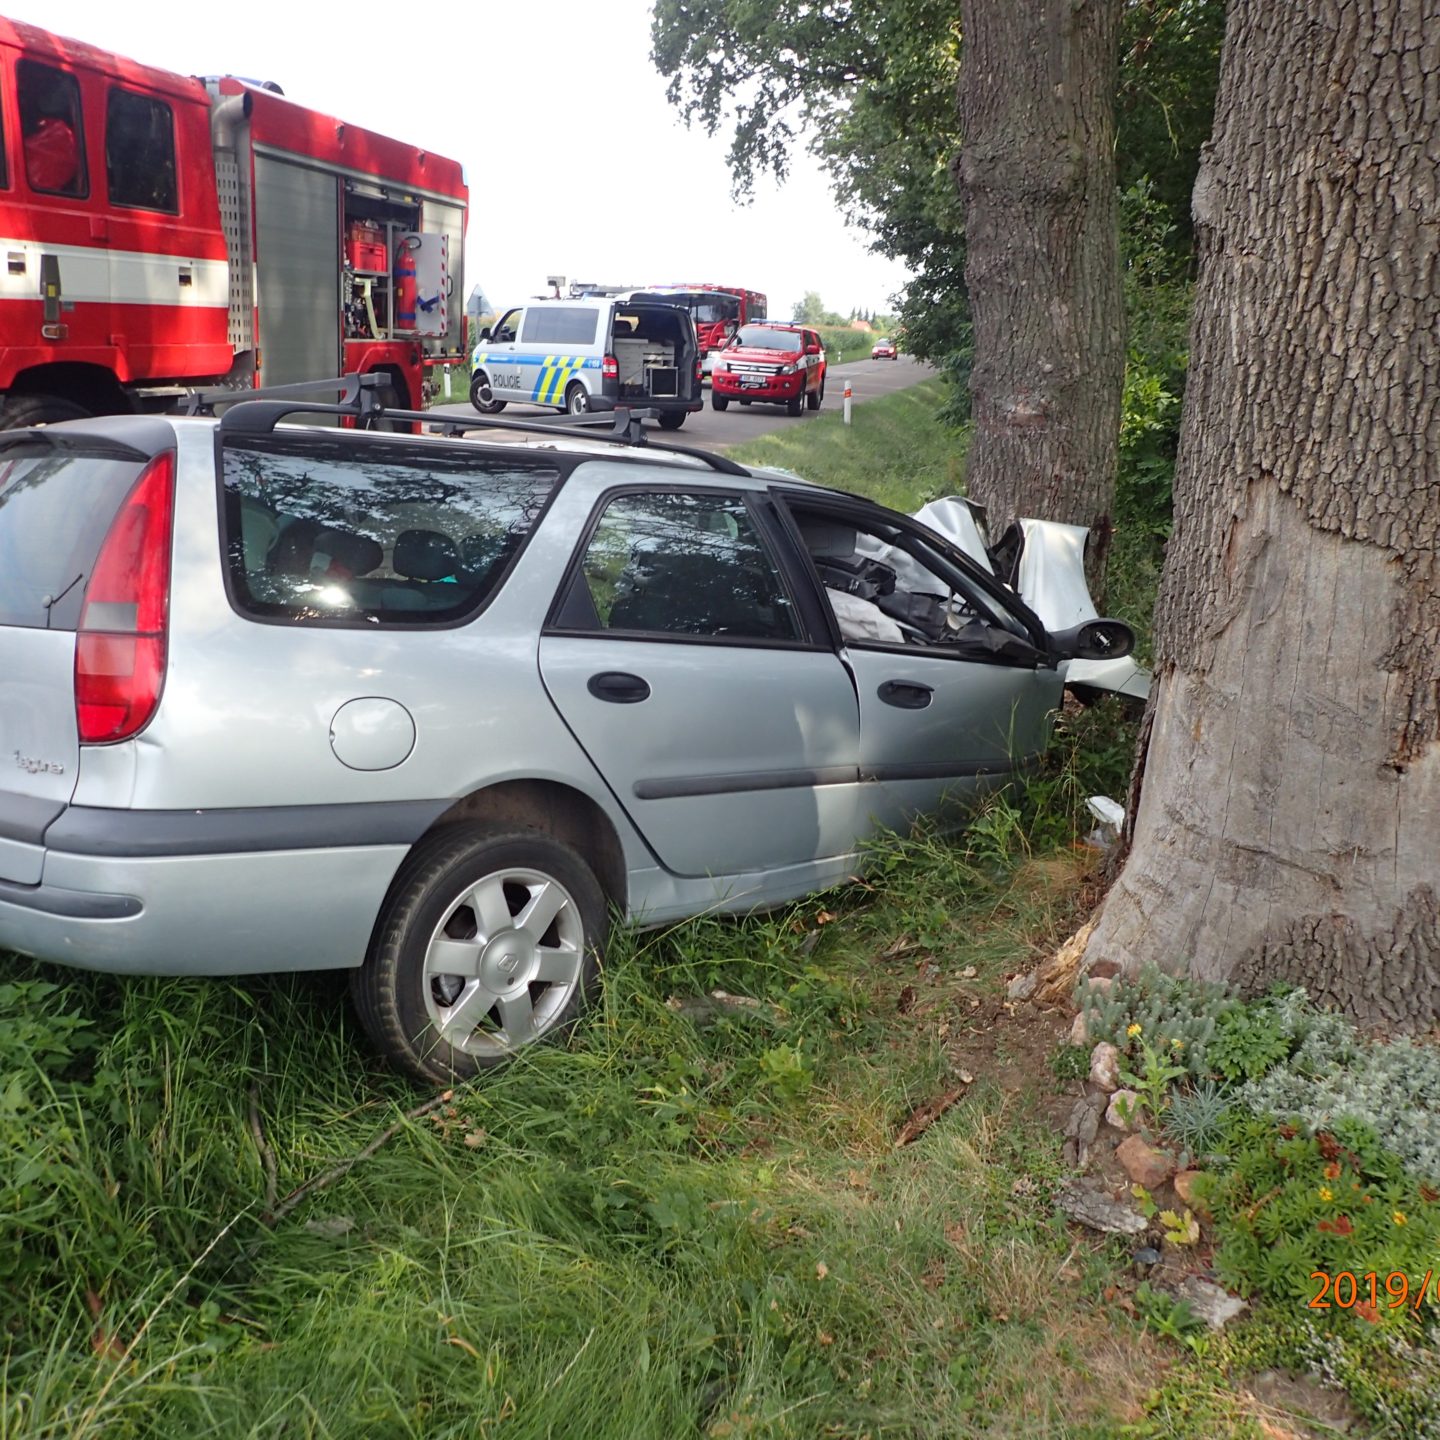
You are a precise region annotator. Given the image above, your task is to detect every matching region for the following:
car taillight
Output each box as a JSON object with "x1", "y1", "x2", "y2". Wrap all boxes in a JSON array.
[
  {"x1": 74, "y1": 451, "x2": 175, "y2": 744},
  {"x1": 695, "y1": 360, "x2": 703, "y2": 381},
  {"x1": 602, "y1": 354, "x2": 618, "y2": 380}
]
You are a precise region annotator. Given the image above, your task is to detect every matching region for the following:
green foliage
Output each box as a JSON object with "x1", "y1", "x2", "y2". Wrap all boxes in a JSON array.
[
  {"x1": 1161, "y1": 1079, "x2": 1231, "y2": 1157},
  {"x1": 1118, "y1": 1032, "x2": 1191, "y2": 1122},
  {"x1": 1241, "y1": 1034, "x2": 1440, "y2": 1184},
  {"x1": 1204, "y1": 1114, "x2": 1440, "y2": 1333},
  {"x1": 1081, "y1": 964, "x2": 1230, "y2": 1080},
  {"x1": 1050, "y1": 1043, "x2": 1091, "y2": 1085},
  {"x1": 1206, "y1": 1003, "x2": 1294, "y2": 1082},
  {"x1": 1134, "y1": 1282, "x2": 1206, "y2": 1347}
]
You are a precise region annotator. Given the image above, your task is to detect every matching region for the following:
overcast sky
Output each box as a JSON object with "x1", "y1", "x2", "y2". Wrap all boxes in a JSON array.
[{"x1": 14, "y1": 0, "x2": 913, "y2": 319}]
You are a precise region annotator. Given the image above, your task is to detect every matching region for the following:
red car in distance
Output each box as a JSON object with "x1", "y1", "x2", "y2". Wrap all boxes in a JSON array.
[
  {"x1": 871, "y1": 337, "x2": 898, "y2": 360},
  {"x1": 711, "y1": 324, "x2": 826, "y2": 416}
]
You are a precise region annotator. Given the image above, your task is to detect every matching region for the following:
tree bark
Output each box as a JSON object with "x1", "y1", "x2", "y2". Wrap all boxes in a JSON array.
[
  {"x1": 1085, "y1": 0, "x2": 1440, "y2": 1029},
  {"x1": 955, "y1": 0, "x2": 1125, "y2": 581}
]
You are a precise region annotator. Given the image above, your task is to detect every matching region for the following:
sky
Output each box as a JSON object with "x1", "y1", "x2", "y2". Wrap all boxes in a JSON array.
[{"x1": 14, "y1": 0, "x2": 913, "y2": 320}]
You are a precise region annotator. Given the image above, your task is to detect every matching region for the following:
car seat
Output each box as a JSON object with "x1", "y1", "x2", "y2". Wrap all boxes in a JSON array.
[{"x1": 608, "y1": 547, "x2": 779, "y2": 637}]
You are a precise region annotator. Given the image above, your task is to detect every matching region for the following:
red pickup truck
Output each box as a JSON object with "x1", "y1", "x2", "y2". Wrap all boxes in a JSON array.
[{"x1": 711, "y1": 324, "x2": 826, "y2": 416}]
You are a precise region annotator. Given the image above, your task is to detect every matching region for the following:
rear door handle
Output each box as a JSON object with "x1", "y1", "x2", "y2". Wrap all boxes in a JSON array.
[
  {"x1": 587, "y1": 671, "x2": 651, "y2": 704},
  {"x1": 878, "y1": 679, "x2": 933, "y2": 710}
]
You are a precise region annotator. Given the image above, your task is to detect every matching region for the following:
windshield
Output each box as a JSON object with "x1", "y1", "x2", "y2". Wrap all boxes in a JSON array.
[
  {"x1": 731, "y1": 326, "x2": 802, "y2": 351},
  {"x1": 631, "y1": 291, "x2": 740, "y2": 326}
]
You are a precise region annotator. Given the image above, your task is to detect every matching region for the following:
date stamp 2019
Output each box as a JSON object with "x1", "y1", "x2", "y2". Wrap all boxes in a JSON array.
[{"x1": 1309, "y1": 1270, "x2": 1437, "y2": 1313}]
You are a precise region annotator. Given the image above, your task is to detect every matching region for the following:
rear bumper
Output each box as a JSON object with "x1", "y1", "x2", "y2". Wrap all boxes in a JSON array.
[
  {"x1": 0, "y1": 845, "x2": 412, "y2": 975},
  {"x1": 0, "y1": 799, "x2": 447, "y2": 975},
  {"x1": 587, "y1": 391, "x2": 703, "y2": 416}
]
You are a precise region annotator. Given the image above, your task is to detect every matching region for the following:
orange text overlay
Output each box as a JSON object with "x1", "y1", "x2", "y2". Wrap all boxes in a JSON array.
[{"x1": 1309, "y1": 1270, "x2": 1437, "y2": 1313}]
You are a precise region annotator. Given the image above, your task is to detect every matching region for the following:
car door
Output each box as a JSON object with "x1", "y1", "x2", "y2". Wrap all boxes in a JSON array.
[
  {"x1": 538, "y1": 487, "x2": 861, "y2": 878},
  {"x1": 779, "y1": 496, "x2": 1064, "y2": 835},
  {"x1": 483, "y1": 307, "x2": 524, "y2": 400}
]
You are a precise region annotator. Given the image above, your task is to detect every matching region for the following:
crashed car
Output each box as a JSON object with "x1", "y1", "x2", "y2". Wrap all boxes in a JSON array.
[{"x1": 0, "y1": 383, "x2": 1133, "y2": 1082}]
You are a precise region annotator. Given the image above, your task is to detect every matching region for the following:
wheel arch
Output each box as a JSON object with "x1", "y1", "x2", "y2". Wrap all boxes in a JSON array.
[
  {"x1": 419, "y1": 778, "x2": 627, "y2": 913},
  {"x1": 5, "y1": 362, "x2": 133, "y2": 417}
]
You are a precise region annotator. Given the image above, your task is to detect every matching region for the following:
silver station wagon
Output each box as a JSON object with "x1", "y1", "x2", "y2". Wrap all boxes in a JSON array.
[{"x1": 0, "y1": 382, "x2": 1131, "y2": 1081}]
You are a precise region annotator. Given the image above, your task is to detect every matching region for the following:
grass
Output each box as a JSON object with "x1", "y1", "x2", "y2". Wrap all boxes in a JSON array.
[{"x1": 729, "y1": 376, "x2": 967, "y2": 514}]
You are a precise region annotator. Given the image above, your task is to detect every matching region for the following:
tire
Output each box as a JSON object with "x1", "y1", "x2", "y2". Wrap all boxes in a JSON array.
[
  {"x1": 657, "y1": 411, "x2": 686, "y2": 430},
  {"x1": 786, "y1": 388, "x2": 803, "y2": 417},
  {"x1": 565, "y1": 382, "x2": 591, "y2": 416},
  {"x1": 1, "y1": 394, "x2": 91, "y2": 429},
  {"x1": 711, "y1": 394, "x2": 730, "y2": 412},
  {"x1": 351, "y1": 825, "x2": 607, "y2": 1084},
  {"x1": 469, "y1": 372, "x2": 506, "y2": 414},
  {"x1": 806, "y1": 375, "x2": 823, "y2": 411}
]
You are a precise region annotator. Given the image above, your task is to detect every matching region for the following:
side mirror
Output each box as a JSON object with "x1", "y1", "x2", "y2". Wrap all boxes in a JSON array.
[
  {"x1": 478, "y1": 326, "x2": 492, "y2": 342},
  {"x1": 1050, "y1": 619, "x2": 1135, "y2": 661}
]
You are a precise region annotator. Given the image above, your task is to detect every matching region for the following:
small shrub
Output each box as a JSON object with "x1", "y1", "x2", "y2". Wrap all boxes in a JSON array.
[
  {"x1": 1162, "y1": 1079, "x2": 1232, "y2": 1157},
  {"x1": 1080, "y1": 964, "x2": 1231, "y2": 1079},
  {"x1": 1204, "y1": 1113, "x2": 1440, "y2": 1328}
]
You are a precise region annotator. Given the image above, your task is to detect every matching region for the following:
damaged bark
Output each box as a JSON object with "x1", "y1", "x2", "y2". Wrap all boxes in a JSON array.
[
  {"x1": 1084, "y1": 0, "x2": 1440, "y2": 1029},
  {"x1": 955, "y1": 0, "x2": 1125, "y2": 584}
]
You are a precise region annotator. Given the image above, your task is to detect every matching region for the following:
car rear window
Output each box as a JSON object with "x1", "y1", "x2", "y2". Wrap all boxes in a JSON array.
[
  {"x1": 221, "y1": 435, "x2": 560, "y2": 626},
  {"x1": 0, "y1": 437, "x2": 149, "y2": 630}
]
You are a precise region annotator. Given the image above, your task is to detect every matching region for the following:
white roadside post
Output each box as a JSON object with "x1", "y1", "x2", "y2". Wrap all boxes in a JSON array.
[{"x1": 843, "y1": 381, "x2": 853, "y2": 425}]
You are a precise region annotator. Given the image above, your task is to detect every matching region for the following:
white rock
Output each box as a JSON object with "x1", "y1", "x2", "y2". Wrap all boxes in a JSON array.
[
  {"x1": 1088, "y1": 1041, "x2": 1121, "y2": 1092},
  {"x1": 1069, "y1": 1011, "x2": 1089, "y2": 1046},
  {"x1": 1105, "y1": 1089, "x2": 1141, "y2": 1130}
]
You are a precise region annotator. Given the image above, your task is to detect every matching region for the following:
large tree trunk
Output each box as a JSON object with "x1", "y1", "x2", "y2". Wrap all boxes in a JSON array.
[
  {"x1": 955, "y1": 0, "x2": 1124, "y2": 581},
  {"x1": 1085, "y1": 0, "x2": 1440, "y2": 1028}
]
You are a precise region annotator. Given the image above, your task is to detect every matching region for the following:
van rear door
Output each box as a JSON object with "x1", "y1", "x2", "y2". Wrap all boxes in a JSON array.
[{"x1": 0, "y1": 431, "x2": 152, "y2": 883}]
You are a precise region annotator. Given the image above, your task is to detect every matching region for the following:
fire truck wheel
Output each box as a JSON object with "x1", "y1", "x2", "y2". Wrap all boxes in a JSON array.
[
  {"x1": 786, "y1": 389, "x2": 804, "y2": 417},
  {"x1": 1, "y1": 393, "x2": 91, "y2": 429},
  {"x1": 469, "y1": 372, "x2": 506, "y2": 414},
  {"x1": 656, "y1": 412, "x2": 686, "y2": 431},
  {"x1": 565, "y1": 383, "x2": 591, "y2": 416},
  {"x1": 711, "y1": 394, "x2": 729, "y2": 412}
]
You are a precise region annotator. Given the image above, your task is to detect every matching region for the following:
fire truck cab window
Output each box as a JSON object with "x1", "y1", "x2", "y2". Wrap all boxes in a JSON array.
[
  {"x1": 106, "y1": 89, "x2": 177, "y2": 213},
  {"x1": 18, "y1": 60, "x2": 87, "y2": 198}
]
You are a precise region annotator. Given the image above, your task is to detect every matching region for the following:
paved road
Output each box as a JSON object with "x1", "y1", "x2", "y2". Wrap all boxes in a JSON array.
[{"x1": 428, "y1": 355, "x2": 932, "y2": 451}]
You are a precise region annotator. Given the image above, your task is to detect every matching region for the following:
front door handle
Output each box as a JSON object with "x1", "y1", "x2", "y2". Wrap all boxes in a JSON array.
[
  {"x1": 587, "y1": 671, "x2": 651, "y2": 704},
  {"x1": 878, "y1": 679, "x2": 933, "y2": 710}
]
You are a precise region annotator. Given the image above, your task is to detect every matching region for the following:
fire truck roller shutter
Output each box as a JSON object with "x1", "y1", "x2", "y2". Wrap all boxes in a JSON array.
[{"x1": 253, "y1": 154, "x2": 341, "y2": 389}]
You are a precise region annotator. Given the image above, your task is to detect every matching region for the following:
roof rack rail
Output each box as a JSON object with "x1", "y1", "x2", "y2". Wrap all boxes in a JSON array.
[{"x1": 178, "y1": 372, "x2": 750, "y2": 477}]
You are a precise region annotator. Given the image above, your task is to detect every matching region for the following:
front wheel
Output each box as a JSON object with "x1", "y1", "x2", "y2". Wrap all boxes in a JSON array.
[
  {"x1": 786, "y1": 388, "x2": 803, "y2": 417},
  {"x1": 351, "y1": 826, "x2": 606, "y2": 1083},
  {"x1": 565, "y1": 382, "x2": 591, "y2": 415},
  {"x1": 470, "y1": 372, "x2": 506, "y2": 414},
  {"x1": 711, "y1": 394, "x2": 730, "y2": 412},
  {"x1": 656, "y1": 411, "x2": 686, "y2": 430},
  {"x1": 806, "y1": 375, "x2": 823, "y2": 411}
]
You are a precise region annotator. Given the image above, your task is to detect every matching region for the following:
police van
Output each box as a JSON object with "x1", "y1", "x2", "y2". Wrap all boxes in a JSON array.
[{"x1": 469, "y1": 297, "x2": 703, "y2": 430}]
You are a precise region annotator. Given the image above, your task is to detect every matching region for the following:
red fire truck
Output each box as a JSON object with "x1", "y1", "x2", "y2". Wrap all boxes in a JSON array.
[
  {"x1": 626, "y1": 284, "x2": 767, "y2": 376},
  {"x1": 0, "y1": 18, "x2": 467, "y2": 427}
]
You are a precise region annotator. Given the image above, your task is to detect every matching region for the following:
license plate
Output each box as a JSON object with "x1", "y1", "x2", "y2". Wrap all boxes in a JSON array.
[{"x1": 741, "y1": 377, "x2": 766, "y2": 388}]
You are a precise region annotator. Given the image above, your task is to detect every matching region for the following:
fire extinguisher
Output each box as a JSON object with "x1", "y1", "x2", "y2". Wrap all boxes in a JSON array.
[{"x1": 394, "y1": 236, "x2": 419, "y2": 331}]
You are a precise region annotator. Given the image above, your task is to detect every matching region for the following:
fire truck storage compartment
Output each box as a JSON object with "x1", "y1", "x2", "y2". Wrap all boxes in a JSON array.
[
  {"x1": 341, "y1": 184, "x2": 450, "y2": 341},
  {"x1": 611, "y1": 305, "x2": 687, "y2": 400},
  {"x1": 254, "y1": 154, "x2": 342, "y2": 389}
]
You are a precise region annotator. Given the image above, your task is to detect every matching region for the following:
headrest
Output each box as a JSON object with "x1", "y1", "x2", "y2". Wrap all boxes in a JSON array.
[
  {"x1": 798, "y1": 516, "x2": 857, "y2": 559},
  {"x1": 394, "y1": 528, "x2": 459, "y2": 581},
  {"x1": 315, "y1": 527, "x2": 383, "y2": 577}
]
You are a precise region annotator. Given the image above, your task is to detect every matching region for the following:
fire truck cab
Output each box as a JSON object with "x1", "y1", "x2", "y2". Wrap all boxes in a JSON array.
[{"x1": 0, "y1": 19, "x2": 467, "y2": 426}]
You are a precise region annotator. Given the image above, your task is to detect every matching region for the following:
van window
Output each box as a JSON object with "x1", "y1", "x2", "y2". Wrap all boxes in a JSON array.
[
  {"x1": 0, "y1": 438, "x2": 149, "y2": 630},
  {"x1": 106, "y1": 89, "x2": 178, "y2": 213},
  {"x1": 520, "y1": 306, "x2": 599, "y2": 346},
  {"x1": 18, "y1": 60, "x2": 87, "y2": 198},
  {"x1": 221, "y1": 435, "x2": 560, "y2": 627}
]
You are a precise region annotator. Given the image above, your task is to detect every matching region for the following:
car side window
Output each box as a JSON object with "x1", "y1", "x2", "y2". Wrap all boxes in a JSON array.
[
  {"x1": 558, "y1": 491, "x2": 801, "y2": 641},
  {"x1": 790, "y1": 505, "x2": 1037, "y2": 660},
  {"x1": 492, "y1": 308, "x2": 522, "y2": 344}
]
